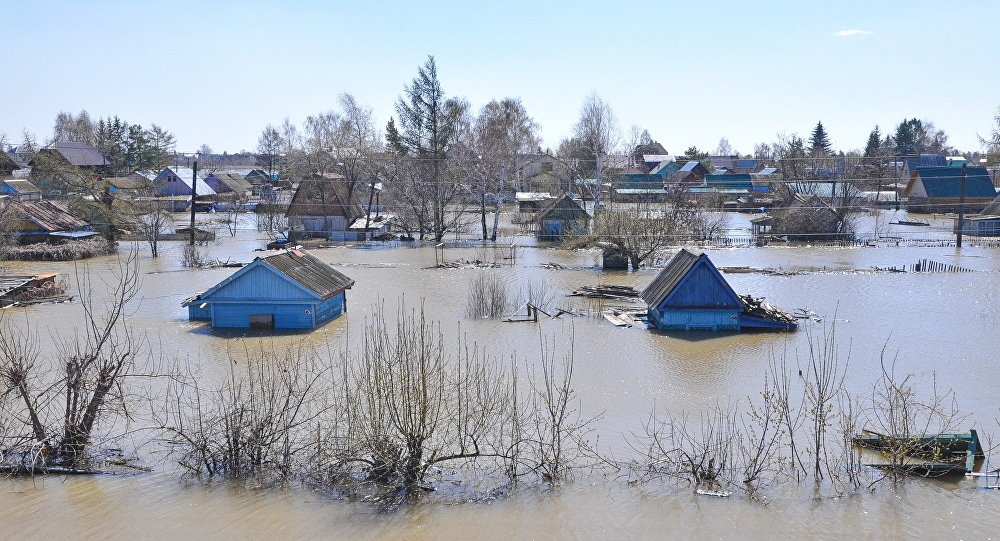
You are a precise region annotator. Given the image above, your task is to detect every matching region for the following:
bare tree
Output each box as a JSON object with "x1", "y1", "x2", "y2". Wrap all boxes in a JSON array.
[
  {"x1": 256, "y1": 124, "x2": 283, "y2": 178},
  {"x1": 572, "y1": 93, "x2": 619, "y2": 209},
  {"x1": 471, "y1": 98, "x2": 540, "y2": 240},
  {"x1": 591, "y1": 194, "x2": 709, "y2": 268},
  {"x1": 0, "y1": 251, "x2": 143, "y2": 470}
]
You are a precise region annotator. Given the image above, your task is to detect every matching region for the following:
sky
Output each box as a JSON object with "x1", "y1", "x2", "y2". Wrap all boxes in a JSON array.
[{"x1": 3, "y1": 0, "x2": 999, "y2": 157}]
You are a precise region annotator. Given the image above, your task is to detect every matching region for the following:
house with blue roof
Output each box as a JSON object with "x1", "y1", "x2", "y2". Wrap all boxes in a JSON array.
[
  {"x1": 640, "y1": 249, "x2": 796, "y2": 332},
  {"x1": 182, "y1": 249, "x2": 354, "y2": 330},
  {"x1": 904, "y1": 166, "x2": 997, "y2": 213}
]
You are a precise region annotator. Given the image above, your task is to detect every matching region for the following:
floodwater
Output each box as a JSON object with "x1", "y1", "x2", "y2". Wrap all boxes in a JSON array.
[{"x1": 2, "y1": 211, "x2": 1000, "y2": 540}]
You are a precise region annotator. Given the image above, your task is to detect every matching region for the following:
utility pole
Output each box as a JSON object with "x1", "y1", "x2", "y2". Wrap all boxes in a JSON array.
[
  {"x1": 189, "y1": 161, "x2": 198, "y2": 246},
  {"x1": 956, "y1": 162, "x2": 967, "y2": 248}
]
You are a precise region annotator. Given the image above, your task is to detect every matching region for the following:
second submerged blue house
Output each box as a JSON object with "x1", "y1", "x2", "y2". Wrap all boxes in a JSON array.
[
  {"x1": 640, "y1": 249, "x2": 796, "y2": 332},
  {"x1": 183, "y1": 249, "x2": 354, "y2": 330}
]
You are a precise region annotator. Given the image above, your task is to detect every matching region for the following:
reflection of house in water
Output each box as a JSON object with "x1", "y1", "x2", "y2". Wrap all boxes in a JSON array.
[
  {"x1": 182, "y1": 249, "x2": 354, "y2": 330},
  {"x1": 641, "y1": 249, "x2": 796, "y2": 332}
]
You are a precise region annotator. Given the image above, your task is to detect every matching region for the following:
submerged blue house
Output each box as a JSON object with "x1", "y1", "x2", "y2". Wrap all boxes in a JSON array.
[
  {"x1": 182, "y1": 249, "x2": 354, "y2": 330},
  {"x1": 640, "y1": 249, "x2": 796, "y2": 332}
]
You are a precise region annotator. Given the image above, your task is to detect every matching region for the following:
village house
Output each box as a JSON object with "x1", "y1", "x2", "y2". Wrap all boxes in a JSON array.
[
  {"x1": 182, "y1": 249, "x2": 354, "y2": 330},
  {"x1": 1, "y1": 179, "x2": 43, "y2": 201},
  {"x1": 202, "y1": 171, "x2": 253, "y2": 196},
  {"x1": 517, "y1": 153, "x2": 572, "y2": 194},
  {"x1": 955, "y1": 194, "x2": 1000, "y2": 237},
  {"x1": 2, "y1": 199, "x2": 95, "y2": 244},
  {"x1": 903, "y1": 165, "x2": 997, "y2": 213},
  {"x1": 28, "y1": 141, "x2": 106, "y2": 195},
  {"x1": 669, "y1": 160, "x2": 709, "y2": 185},
  {"x1": 640, "y1": 249, "x2": 796, "y2": 332},
  {"x1": 152, "y1": 167, "x2": 217, "y2": 211},
  {"x1": 534, "y1": 193, "x2": 590, "y2": 241},
  {"x1": 285, "y1": 177, "x2": 365, "y2": 242}
]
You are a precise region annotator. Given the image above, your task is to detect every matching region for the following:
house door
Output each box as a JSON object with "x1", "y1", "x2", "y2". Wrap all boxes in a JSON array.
[{"x1": 249, "y1": 314, "x2": 274, "y2": 329}]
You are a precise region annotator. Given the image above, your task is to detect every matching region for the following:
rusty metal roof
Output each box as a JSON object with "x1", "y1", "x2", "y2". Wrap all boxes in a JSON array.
[
  {"x1": 16, "y1": 200, "x2": 89, "y2": 232},
  {"x1": 261, "y1": 249, "x2": 354, "y2": 299}
]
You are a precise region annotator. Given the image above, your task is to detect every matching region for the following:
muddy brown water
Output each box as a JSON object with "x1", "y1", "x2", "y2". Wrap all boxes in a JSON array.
[{"x1": 2, "y1": 215, "x2": 1000, "y2": 540}]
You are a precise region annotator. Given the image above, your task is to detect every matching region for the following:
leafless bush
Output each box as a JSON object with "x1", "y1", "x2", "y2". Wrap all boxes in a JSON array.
[
  {"x1": 517, "y1": 278, "x2": 555, "y2": 313},
  {"x1": 519, "y1": 335, "x2": 600, "y2": 484},
  {"x1": 322, "y1": 301, "x2": 521, "y2": 505},
  {"x1": 862, "y1": 350, "x2": 966, "y2": 486},
  {"x1": 181, "y1": 245, "x2": 207, "y2": 268},
  {"x1": 465, "y1": 270, "x2": 512, "y2": 319},
  {"x1": 156, "y1": 343, "x2": 332, "y2": 486},
  {"x1": 627, "y1": 406, "x2": 738, "y2": 494}
]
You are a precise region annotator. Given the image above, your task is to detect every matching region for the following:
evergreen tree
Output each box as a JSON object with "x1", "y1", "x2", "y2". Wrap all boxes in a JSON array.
[
  {"x1": 863, "y1": 125, "x2": 882, "y2": 158},
  {"x1": 894, "y1": 118, "x2": 922, "y2": 156},
  {"x1": 809, "y1": 121, "x2": 832, "y2": 156}
]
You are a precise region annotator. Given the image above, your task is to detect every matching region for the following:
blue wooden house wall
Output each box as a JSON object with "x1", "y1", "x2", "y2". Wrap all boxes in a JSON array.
[
  {"x1": 647, "y1": 260, "x2": 743, "y2": 331},
  {"x1": 186, "y1": 260, "x2": 348, "y2": 329}
]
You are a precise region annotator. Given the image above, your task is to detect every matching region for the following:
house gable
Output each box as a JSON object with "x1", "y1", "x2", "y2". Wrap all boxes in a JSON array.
[
  {"x1": 200, "y1": 261, "x2": 320, "y2": 303},
  {"x1": 641, "y1": 249, "x2": 742, "y2": 311}
]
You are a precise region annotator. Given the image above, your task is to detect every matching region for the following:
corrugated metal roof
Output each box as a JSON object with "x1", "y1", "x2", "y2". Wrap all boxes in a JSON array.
[
  {"x1": 913, "y1": 166, "x2": 997, "y2": 198},
  {"x1": 16, "y1": 200, "x2": 89, "y2": 231},
  {"x1": 262, "y1": 250, "x2": 354, "y2": 299},
  {"x1": 47, "y1": 141, "x2": 106, "y2": 166},
  {"x1": 640, "y1": 249, "x2": 701, "y2": 306},
  {"x1": 206, "y1": 172, "x2": 252, "y2": 193}
]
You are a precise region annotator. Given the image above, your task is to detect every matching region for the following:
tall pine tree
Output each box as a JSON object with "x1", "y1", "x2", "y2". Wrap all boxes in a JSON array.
[
  {"x1": 809, "y1": 121, "x2": 832, "y2": 156},
  {"x1": 863, "y1": 125, "x2": 882, "y2": 158}
]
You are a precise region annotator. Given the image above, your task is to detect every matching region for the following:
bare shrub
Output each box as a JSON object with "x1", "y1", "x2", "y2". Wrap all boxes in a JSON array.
[
  {"x1": 157, "y1": 343, "x2": 331, "y2": 485},
  {"x1": 520, "y1": 335, "x2": 600, "y2": 484},
  {"x1": 465, "y1": 270, "x2": 512, "y2": 319},
  {"x1": 324, "y1": 301, "x2": 521, "y2": 505},
  {"x1": 517, "y1": 278, "x2": 555, "y2": 313},
  {"x1": 181, "y1": 245, "x2": 207, "y2": 268}
]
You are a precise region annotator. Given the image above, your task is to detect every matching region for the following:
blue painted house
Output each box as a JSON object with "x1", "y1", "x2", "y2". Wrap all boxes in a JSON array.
[
  {"x1": 182, "y1": 249, "x2": 354, "y2": 330},
  {"x1": 641, "y1": 249, "x2": 796, "y2": 332},
  {"x1": 535, "y1": 193, "x2": 590, "y2": 241}
]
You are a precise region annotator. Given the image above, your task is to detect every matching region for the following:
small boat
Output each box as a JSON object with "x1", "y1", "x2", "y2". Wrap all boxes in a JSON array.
[
  {"x1": 853, "y1": 429, "x2": 984, "y2": 474},
  {"x1": 890, "y1": 220, "x2": 930, "y2": 226}
]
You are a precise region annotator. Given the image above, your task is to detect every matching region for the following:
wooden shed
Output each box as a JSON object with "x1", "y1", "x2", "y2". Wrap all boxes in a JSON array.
[
  {"x1": 535, "y1": 193, "x2": 590, "y2": 241},
  {"x1": 640, "y1": 249, "x2": 796, "y2": 332},
  {"x1": 182, "y1": 249, "x2": 354, "y2": 330}
]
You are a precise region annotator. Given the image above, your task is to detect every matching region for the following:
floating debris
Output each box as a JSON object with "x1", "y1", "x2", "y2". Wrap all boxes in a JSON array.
[
  {"x1": 739, "y1": 294, "x2": 797, "y2": 326},
  {"x1": 569, "y1": 284, "x2": 640, "y2": 300}
]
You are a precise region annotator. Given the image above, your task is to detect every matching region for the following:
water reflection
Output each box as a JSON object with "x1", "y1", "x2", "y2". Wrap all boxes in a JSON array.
[{"x1": 2, "y1": 223, "x2": 999, "y2": 539}]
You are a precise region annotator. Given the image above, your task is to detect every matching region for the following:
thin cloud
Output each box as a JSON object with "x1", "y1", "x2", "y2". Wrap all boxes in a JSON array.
[{"x1": 835, "y1": 29, "x2": 874, "y2": 37}]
